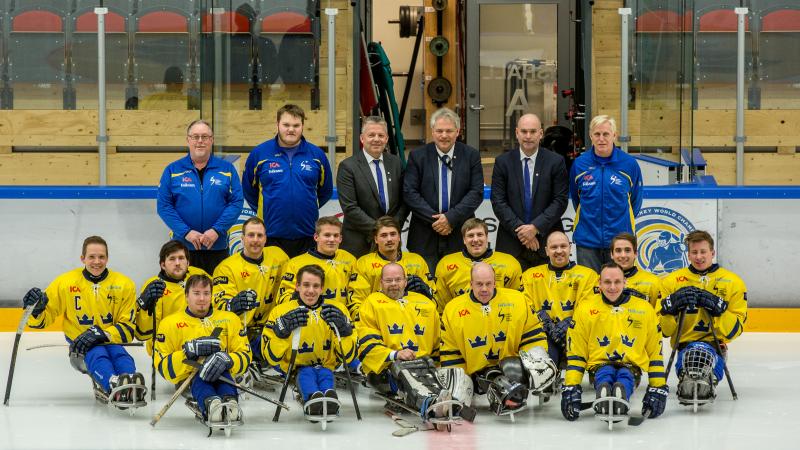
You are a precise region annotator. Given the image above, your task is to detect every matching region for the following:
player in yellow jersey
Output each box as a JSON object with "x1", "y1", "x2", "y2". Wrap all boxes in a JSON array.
[
  {"x1": 435, "y1": 218, "x2": 522, "y2": 312},
  {"x1": 561, "y1": 263, "x2": 667, "y2": 424},
  {"x1": 357, "y1": 263, "x2": 462, "y2": 421},
  {"x1": 154, "y1": 274, "x2": 252, "y2": 428},
  {"x1": 440, "y1": 263, "x2": 556, "y2": 416},
  {"x1": 348, "y1": 216, "x2": 434, "y2": 320},
  {"x1": 659, "y1": 230, "x2": 747, "y2": 408},
  {"x1": 23, "y1": 236, "x2": 145, "y2": 409},
  {"x1": 135, "y1": 240, "x2": 209, "y2": 355},
  {"x1": 264, "y1": 265, "x2": 357, "y2": 416},
  {"x1": 212, "y1": 216, "x2": 288, "y2": 369},
  {"x1": 522, "y1": 231, "x2": 598, "y2": 365},
  {"x1": 610, "y1": 233, "x2": 664, "y2": 308},
  {"x1": 278, "y1": 216, "x2": 357, "y2": 308}
]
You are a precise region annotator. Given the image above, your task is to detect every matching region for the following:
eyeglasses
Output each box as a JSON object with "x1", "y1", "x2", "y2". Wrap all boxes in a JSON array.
[{"x1": 188, "y1": 134, "x2": 213, "y2": 142}]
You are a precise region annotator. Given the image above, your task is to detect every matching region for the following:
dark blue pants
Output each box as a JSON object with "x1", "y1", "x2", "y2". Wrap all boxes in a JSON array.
[
  {"x1": 84, "y1": 344, "x2": 136, "y2": 392},
  {"x1": 296, "y1": 366, "x2": 334, "y2": 401},
  {"x1": 191, "y1": 372, "x2": 237, "y2": 416},
  {"x1": 593, "y1": 365, "x2": 635, "y2": 400}
]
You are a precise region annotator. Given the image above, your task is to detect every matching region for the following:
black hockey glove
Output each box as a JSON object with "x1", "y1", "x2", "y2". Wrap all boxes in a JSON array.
[
  {"x1": 660, "y1": 286, "x2": 696, "y2": 316},
  {"x1": 642, "y1": 385, "x2": 668, "y2": 418},
  {"x1": 273, "y1": 307, "x2": 308, "y2": 339},
  {"x1": 552, "y1": 317, "x2": 574, "y2": 346},
  {"x1": 227, "y1": 289, "x2": 258, "y2": 314},
  {"x1": 183, "y1": 335, "x2": 222, "y2": 360},
  {"x1": 405, "y1": 275, "x2": 433, "y2": 299},
  {"x1": 561, "y1": 384, "x2": 582, "y2": 421},
  {"x1": 695, "y1": 289, "x2": 728, "y2": 317},
  {"x1": 22, "y1": 287, "x2": 48, "y2": 317},
  {"x1": 136, "y1": 279, "x2": 166, "y2": 312},
  {"x1": 70, "y1": 325, "x2": 109, "y2": 356},
  {"x1": 199, "y1": 351, "x2": 233, "y2": 382},
  {"x1": 536, "y1": 309, "x2": 555, "y2": 337},
  {"x1": 321, "y1": 303, "x2": 353, "y2": 337}
]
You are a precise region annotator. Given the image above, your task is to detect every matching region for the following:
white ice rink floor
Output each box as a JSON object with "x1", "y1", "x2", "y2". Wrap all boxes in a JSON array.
[{"x1": 1, "y1": 332, "x2": 796, "y2": 450}]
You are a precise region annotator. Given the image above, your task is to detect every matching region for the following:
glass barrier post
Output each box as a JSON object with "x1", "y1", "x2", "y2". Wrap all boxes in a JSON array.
[
  {"x1": 735, "y1": 7, "x2": 748, "y2": 186},
  {"x1": 96, "y1": 7, "x2": 108, "y2": 186},
  {"x1": 619, "y1": 7, "x2": 632, "y2": 152},
  {"x1": 325, "y1": 7, "x2": 339, "y2": 181}
]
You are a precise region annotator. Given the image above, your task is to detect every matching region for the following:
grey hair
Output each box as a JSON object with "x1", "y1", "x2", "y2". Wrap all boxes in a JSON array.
[
  {"x1": 361, "y1": 116, "x2": 388, "y2": 134},
  {"x1": 429, "y1": 107, "x2": 460, "y2": 130},
  {"x1": 186, "y1": 119, "x2": 213, "y2": 135}
]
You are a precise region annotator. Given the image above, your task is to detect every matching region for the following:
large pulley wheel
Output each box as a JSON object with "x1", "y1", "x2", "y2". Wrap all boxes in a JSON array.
[
  {"x1": 427, "y1": 77, "x2": 452, "y2": 103},
  {"x1": 397, "y1": 5, "x2": 424, "y2": 38}
]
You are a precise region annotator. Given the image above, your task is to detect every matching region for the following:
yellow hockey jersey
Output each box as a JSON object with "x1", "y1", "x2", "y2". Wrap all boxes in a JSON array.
[
  {"x1": 154, "y1": 308, "x2": 251, "y2": 384},
  {"x1": 262, "y1": 299, "x2": 357, "y2": 372},
  {"x1": 522, "y1": 262, "x2": 598, "y2": 321},
  {"x1": 624, "y1": 266, "x2": 664, "y2": 309},
  {"x1": 659, "y1": 264, "x2": 747, "y2": 345},
  {"x1": 212, "y1": 248, "x2": 289, "y2": 326},
  {"x1": 135, "y1": 266, "x2": 208, "y2": 354},
  {"x1": 565, "y1": 293, "x2": 665, "y2": 387},
  {"x1": 440, "y1": 288, "x2": 547, "y2": 375},
  {"x1": 348, "y1": 250, "x2": 434, "y2": 320},
  {"x1": 278, "y1": 249, "x2": 357, "y2": 308},
  {"x1": 28, "y1": 268, "x2": 137, "y2": 343},
  {"x1": 434, "y1": 250, "x2": 523, "y2": 313},
  {"x1": 356, "y1": 291, "x2": 440, "y2": 375}
]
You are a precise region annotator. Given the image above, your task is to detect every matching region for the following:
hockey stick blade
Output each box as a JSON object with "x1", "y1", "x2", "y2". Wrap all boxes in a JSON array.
[
  {"x1": 628, "y1": 415, "x2": 646, "y2": 426},
  {"x1": 26, "y1": 342, "x2": 144, "y2": 351}
]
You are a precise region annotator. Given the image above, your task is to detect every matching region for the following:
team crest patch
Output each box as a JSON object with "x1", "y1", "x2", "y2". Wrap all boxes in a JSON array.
[{"x1": 636, "y1": 207, "x2": 696, "y2": 276}]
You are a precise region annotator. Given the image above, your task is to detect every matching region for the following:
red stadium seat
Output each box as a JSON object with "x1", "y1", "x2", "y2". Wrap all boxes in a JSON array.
[
  {"x1": 12, "y1": 10, "x2": 62, "y2": 32},
  {"x1": 698, "y1": 9, "x2": 749, "y2": 32},
  {"x1": 75, "y1": 11, "x2": 126, "y2": 33},
  {"x1": 137, "y1": 11, "x2": 188, "y2": 33},
  {"x1": 261, "y1": 11, "x2": 312, "y2": 33},
  {"x1": 201, "y1": 11, "x2": 250, "y2": 33},
  {"x1": 761, "y1": 10, "x2": 800, "y2": 32}
]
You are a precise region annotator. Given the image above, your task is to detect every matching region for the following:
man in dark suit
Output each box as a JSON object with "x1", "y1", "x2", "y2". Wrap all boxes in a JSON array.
[
  {"x1": 403, "y1": 107, "x2": 484, "y2": 271},
  {"x1": 337, "y1": 116, "x2": 408, "y2": 257},
  {"x1": 491, "y1": 113, "x2": 569, "y2": 270}
]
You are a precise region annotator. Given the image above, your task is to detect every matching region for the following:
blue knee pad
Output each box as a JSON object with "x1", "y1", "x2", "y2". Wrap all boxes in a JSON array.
[
  {"x1": 593, "y1": 365, "x2": 634, "y2": 400},
  {"x1": 83, "y1": 344, "x2": 135, "y2": 391}
]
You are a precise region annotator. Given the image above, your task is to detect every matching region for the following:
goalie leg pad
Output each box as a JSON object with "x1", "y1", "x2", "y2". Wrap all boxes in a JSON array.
[
  {"x1": 391, "y1": 357, "x2": 449, "y2": 416},
  {"x1": 436, "y1": 367, "x2": 474, "y2": 407},
  {"x1": 520, "y1": 347, "x2": 558, "y2": 393}
]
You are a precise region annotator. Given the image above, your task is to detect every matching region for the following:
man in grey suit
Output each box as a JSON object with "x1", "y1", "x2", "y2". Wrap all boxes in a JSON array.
[
  {"x1": 403, "y1": 108, "x2": 484, "y2": 271},
  {"x1": 337, "y1": 116, "x2": 408, "y2": 257},
  {"x1": 491, "y1": 113, "x2": 569, "y2": 270}
]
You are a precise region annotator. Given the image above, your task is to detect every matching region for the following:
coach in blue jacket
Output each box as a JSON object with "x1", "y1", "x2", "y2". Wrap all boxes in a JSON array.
[
  {"x1": 242, "y1": 104, "x2": 333, "y2": 258},
  {"x1": 157, "y1": 120, "x2": 244, "y2": 274},
  {"x1": 569, "y1": 115, "x2": 643, "y2": 273}
]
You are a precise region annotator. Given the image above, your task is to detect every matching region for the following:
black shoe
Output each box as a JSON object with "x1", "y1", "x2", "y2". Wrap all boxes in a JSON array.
[
  {"x1": 324, "y1": 389, "x2": 340, "y2": 415},
  {"x1": 130, "y1": 372, "x2": 146, "y2": 402},
  {"x1": 612, "y1": 382, "x2": 629, "y2": 416},
  {"x1": 307, "y1": 391, "x2": 324, "y2": 416},
  {"x1": 594, "y1": 382, "x2": 611, "y2": 415}
]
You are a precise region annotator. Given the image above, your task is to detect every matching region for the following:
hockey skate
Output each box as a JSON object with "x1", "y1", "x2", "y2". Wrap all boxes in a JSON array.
[
  {"x1": 93, "y1": 373, "x2": 148, "y2": 415},
  {"x1": 302, "y1": 389, "x2": 341, "y2": 430},
  {"x1": 592, "y1": 382, "x2": 630, "y2": 430},
  {"x1": 186, "y1": 395, "x2": 243, "y2": 437}
]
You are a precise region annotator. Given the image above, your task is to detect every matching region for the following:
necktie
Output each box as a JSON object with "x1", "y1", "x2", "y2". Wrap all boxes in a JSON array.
[
  {"x1": 373, "y1": 159, "x2": 387, "y2": 213},
  {"x1": 523, "y1": 157, "x2": 532, "y2": 223},
  {"x1": 441, "y1": 155, "x2": 450, "y2": 213}
]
